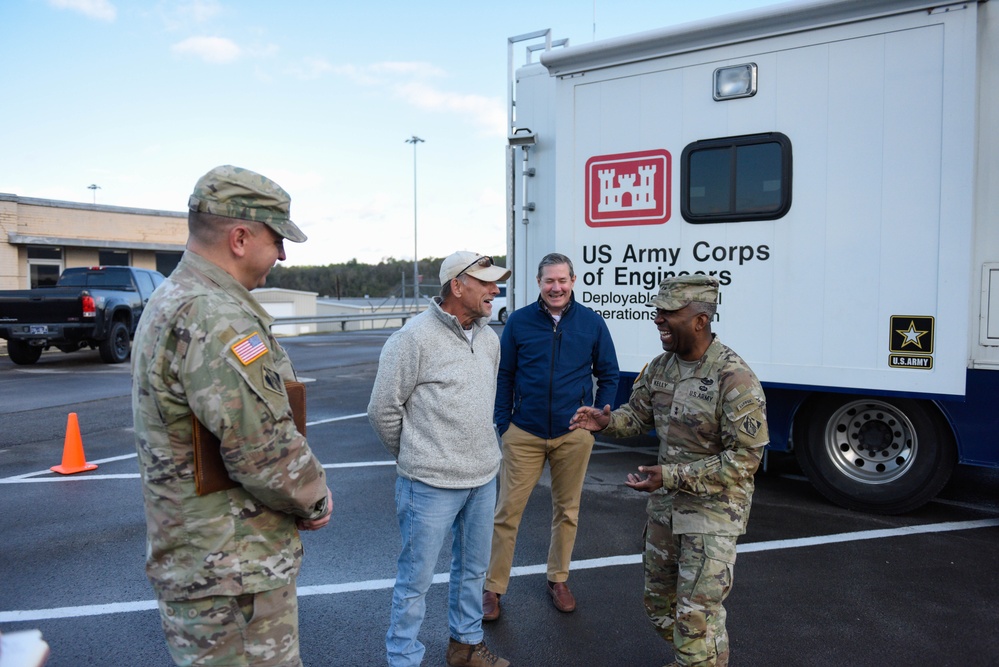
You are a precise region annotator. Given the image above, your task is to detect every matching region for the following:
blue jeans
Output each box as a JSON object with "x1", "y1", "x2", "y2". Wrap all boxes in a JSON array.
[{"x1": 386, "y1": 476, "x2": 496, "y2": 667}]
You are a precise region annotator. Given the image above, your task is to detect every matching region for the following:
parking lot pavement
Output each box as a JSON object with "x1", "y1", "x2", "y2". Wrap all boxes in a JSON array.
[{"x1": 1, "y1": 330, "x2": 998, "y2": 666}]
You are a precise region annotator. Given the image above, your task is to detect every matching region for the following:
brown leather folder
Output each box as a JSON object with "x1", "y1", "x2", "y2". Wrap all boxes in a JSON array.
[{"x1": 192, "y1": 381, "x2": 307, "y2": 496}]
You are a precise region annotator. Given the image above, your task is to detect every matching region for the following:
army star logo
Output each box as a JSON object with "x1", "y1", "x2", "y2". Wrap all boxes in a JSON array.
[
  {"x1": 740, "y1": 415, "x2": 762, "y2": 437},
  {"x1": 895, "y1": 321, "x2": 928, "y2": 350}
]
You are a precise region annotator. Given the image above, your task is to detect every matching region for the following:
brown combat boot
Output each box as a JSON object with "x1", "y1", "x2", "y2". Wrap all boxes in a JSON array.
[{"x1": 445, "y1": 638, "x2": 511, "y2": 667}]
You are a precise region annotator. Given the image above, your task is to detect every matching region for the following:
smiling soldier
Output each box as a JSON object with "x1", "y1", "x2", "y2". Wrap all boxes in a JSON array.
[{"x1": 570, "y1": 274, "x2": 768, "y2": 667}]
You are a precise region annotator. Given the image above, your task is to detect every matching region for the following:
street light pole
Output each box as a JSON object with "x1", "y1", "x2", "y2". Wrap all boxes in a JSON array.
[
  {"x1": 88, "y1": 184, "x2": 101, "y2": 204},
  {"x1": 405, "y1": 135, "x2": 424, "y2": 308}
]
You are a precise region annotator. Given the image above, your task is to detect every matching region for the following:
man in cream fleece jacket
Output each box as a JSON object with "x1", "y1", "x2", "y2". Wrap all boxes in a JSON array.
[{"x1": 368, "y1": 251, "x2": 513, "y2": 667}]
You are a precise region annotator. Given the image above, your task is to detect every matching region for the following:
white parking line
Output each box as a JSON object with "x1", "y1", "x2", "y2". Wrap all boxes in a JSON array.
[
  {"x1": 307, "y1": 412, "x2": 367, "y2": 426},
  {"x1": 3, "y1": 453, "x2": 143, "y2": 481},
  {"x1": 0, "y1": 459, "x2": 396, "y2": 484},
  {"x1": 2, "y1": 518, "x2": 996, "y2": 624},
  {"x1": 0, "y1": 413, "x2": 371, "y2": 483}
]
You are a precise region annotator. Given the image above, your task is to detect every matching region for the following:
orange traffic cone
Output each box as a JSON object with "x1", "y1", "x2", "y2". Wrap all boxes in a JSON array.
[{"x1": 50, "y1": 412, "x2": 98, "y2": 475}]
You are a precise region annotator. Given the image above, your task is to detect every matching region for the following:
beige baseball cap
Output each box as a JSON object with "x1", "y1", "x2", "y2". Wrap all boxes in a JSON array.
[{"x1": 439, "y1": 252, "x2": 511, "y2": 284}]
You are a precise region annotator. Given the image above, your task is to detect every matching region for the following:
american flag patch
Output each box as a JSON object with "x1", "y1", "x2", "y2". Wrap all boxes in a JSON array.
[{"x1": 231, "y1": 332, "x2": 268, "y2": 365}]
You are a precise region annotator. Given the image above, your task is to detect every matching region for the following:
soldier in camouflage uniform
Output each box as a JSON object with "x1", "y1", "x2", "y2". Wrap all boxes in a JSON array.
[
  {"x1": 570, "y1": 275, "x2": 768, "y2": 667},
  {"x1": 132, "y1": 165, "x2": 333, "y2": 667}
]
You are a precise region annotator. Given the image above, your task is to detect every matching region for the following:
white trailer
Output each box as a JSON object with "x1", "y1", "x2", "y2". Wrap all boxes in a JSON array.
[{"x1": 506, "y1": 0, "x2": 999, "y2": 513}]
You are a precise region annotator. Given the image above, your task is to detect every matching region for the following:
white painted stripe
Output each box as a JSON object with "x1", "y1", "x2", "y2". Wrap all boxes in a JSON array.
[
  {"x1": 0, "y1": 474, "x2": 142, "y2": 484},
  {"x1": 82, "y1": 453, "x2": 138, "y2": 465},
  {"x1": 0, "y1": 414, "x2": 369, "y2": 483},
  {"x1": 7, "y1": 453, "x2": 141, "y2": 480},
  {"x1": 0, "y1": 459, "x2": 397, "y2": 483},
  {"x1": 300, "y1": 578, "x2": 399, "y2": 596},
  {"x1": 1, "y1": 600, "x2": 158, "y2": 622},
  {"x1": 306, "y1": 412, "x2": 367, "y2": 426},
  {"x1": 324, "y1": 461, "x2": 396, "y2": 469},
  {"x1": 2, "y1": 518, "x2": 996, "y2": 624},
  {"x1": 736, "y1": 518, "x2": 999, "y2": 552}
]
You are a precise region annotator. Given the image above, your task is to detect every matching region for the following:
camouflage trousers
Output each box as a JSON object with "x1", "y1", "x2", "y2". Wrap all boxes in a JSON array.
[
  {"x1": 157, "y1": 582, "x2": 302, "y2": 667},
  {"x1": 643, "y1": 520, "x2": 737, "y2": 667}
]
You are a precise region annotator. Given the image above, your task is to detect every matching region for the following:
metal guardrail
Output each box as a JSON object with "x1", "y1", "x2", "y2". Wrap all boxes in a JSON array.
[{"x1": 271, "y1": 311, "x2": 417, "y2": 332}]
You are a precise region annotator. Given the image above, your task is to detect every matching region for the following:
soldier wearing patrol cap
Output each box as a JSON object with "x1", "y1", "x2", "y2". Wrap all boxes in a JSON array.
[
  {"x1": 571, "y1": 274, "x2": 768, "y2": 667},
  {"x1": 132, "y1": 165, "x2": 333, "y2": 667}
]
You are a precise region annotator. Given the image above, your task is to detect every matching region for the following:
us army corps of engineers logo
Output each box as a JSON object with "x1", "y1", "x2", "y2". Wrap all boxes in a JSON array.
[
  {"x1": 585, "y1": 149, "x2": 671, "y2": 227},
  {"x1": 888, "y1": 315, "x2": 934, "y2": 370}
]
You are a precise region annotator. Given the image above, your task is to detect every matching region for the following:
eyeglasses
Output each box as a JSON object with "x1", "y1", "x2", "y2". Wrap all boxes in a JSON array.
[{"x1": 456, "y1": 255, "x2": 493, "y2": 278}]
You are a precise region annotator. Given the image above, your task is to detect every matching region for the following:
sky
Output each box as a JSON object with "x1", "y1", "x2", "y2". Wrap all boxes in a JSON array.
[{"x1": 1, "y1": 0, "x2": 783, "y2": 267}]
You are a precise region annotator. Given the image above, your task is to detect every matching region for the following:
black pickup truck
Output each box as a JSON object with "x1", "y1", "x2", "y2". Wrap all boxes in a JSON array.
[{"x1": 0, "y1": 266, "x2": 165, "y2": 365}]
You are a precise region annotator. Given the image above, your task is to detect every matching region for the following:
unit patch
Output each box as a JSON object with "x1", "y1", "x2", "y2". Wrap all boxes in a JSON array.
[
  {"x1": 740, "y1": 415, "x2": 763, "y2": 438},
  {"x1": 263, "y1": 366, "x2": 283, "y2": 394},
  {"x1": 231, "y1": 332, "x2": 268, "y2": 365}
]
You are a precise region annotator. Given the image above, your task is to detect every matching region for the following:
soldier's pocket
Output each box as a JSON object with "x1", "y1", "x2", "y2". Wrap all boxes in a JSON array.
[
  {"x1": 670, "y1": 387, "x2": 720, "y2": 442},
  {"x1": 702, "y1": 534, "x2": 737, "y2": 566},
  {"x1": 703, "y1": 536, "x2": 736, "y2": 604},
  {"x1": 646, "y1": 491, "x2": 672, "y2": 524}
]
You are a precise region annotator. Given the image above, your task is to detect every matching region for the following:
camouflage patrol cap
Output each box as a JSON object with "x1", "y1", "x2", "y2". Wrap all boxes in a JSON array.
[
  {"x1": 647, "y1": 274, "x2": 719, "y2": 311},
  {"x1": 188, "y1": 165, "x2": 307, "y2": 243}
]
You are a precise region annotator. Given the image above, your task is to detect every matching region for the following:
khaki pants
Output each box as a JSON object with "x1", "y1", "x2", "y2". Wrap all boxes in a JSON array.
[
  {"x1": 485, "y1": 423, "x2": 595, "y2": 593},
  {"x1": 158, "y1": 582, "x2": 301, "y2": 667}
]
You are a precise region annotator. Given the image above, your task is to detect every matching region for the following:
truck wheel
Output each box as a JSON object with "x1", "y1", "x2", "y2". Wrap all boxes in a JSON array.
[
  {"x1": 794, "y1": 394, "x2": 956, "y2": 514},
  {"x1": 7, "y1": 339, "x2": 43, "y2": 365},
  {"x1": 99, "y1": 321, "x2": 131, "y2": 364},
  {"x1": 499, "y1": 308, "x2": 508, "y2": 324}
]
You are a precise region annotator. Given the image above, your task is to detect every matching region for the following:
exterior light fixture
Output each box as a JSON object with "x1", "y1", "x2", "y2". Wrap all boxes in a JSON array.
[
  {"x1": 508, "y1": 128, "x2": 537, "y2": 147},
  {"x1": 713, "y1": 63, "x2": 757, "y2": 100}
]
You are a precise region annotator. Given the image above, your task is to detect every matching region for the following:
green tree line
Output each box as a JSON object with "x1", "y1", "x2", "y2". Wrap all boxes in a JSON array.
[{"x1": 266, "y1": 255, "x2": 506, "y2": 299}]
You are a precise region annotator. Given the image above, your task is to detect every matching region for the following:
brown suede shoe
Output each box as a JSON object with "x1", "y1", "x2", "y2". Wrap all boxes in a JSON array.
[
  {"x1": 446, "y1": 639, "x2": 511, "y2": 667},
  {"x1": 547, "y1": 580, "x2": 576, "y2": 613},
  {"x1": 482, "y1": 590, "x2": 501, "y2": 621}
]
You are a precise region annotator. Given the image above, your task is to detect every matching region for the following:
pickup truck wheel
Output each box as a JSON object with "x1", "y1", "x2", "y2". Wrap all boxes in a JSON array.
[
  {"x1": 7, "y1": 339, "x2": 43, "y2": 365},
  {"x1": 99, "y1": 321, "x2": 131, "y2": 363},
  {"x1": 794, "y1": 394, "x2": 956, "y2": 514},
  {"x1": 499, "y1": 308, "x2": 508, "y2": 324}
]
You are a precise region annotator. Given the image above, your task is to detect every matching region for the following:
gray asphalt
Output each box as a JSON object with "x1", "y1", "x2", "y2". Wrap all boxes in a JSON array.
[{"x1": 1, "y1": 329, "x2": 998, "y2": 667}]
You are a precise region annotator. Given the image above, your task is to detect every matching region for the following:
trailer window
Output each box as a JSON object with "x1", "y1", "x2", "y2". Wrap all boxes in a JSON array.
[{"x1": 681, "y1": 132, "x2": 791, "y2": 223}]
